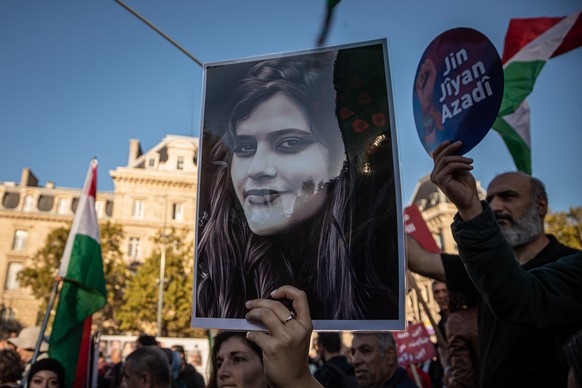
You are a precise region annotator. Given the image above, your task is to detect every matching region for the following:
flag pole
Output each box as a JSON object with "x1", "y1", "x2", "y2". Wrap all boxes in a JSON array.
[
  {"x1": 113, "y1": 0, "x2": 203, "y2": 68},
  {"x1": 88, "y1": 330, "x2": 102, "y2": 388},
  {"x1": 30, "y1": 277, "x2": 62, "y2": 363},
  {"x1": 316, "y1": 0, "x2": 341, "y2": 47}
]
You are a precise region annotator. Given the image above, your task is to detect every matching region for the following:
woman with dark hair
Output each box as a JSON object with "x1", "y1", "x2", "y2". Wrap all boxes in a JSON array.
[
  {"x1": 207, "y1": 331, "x2": 267, "y2": 388},
  {"x1": 197, "y1": 45, "x2": 398, "y2": 321},
  {"x1": 27, "y1": 358, "x2": 65, "y2": 388}
]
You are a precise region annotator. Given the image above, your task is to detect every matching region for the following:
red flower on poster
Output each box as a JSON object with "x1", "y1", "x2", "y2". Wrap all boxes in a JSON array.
[
  {"x1": 353, "y1": 119, "x2": 369, "y2": 133},
  {"x1": 339, "y1": 107, "x2": 355, "y2": 120},
  {"x1": 372, "y1": 112, "x2": 386, "y2": 127}
]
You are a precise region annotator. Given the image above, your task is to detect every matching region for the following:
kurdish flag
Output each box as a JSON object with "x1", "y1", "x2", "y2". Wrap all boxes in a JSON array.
[
  {"x1": 492, "y1": 10, "x2": 582, "y2": 174},
  {"x1": 49, "y1": 159, "x2": 107, "y2": 388}
]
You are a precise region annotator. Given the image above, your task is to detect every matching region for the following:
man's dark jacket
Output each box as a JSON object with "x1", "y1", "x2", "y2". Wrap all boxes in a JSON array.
[
  {"x1": 383, "y1": 367, "x2": 417, "y2": 388},
  {"x1": 442, "y1": 202, "x2": 581, "y2": 387},
  {"x1": 314, "y1": 355, "x2": 355, "y2": 387}
]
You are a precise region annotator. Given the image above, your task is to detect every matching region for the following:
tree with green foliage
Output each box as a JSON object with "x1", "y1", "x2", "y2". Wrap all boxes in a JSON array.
[
  {"x1": 116, "y1": 227, "x2": 205, "y2": 337},
  {"x1": 18, "y1": 222, "x2": 128, "y2": 333},
  {"x1": 546, "y1": 206, "x2": 582, "y2": 250},
  {"x1": 93, "y1": 222, "x2": 129, "y2": 333},
  {"x1": 19, "y1": 228, "x2": 69, "y2": 317}
]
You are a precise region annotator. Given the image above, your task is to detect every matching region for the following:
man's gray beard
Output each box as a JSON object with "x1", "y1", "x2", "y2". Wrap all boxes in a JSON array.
[{"x1": 500, "y1": 205, "x2": 543, "y2": 247}]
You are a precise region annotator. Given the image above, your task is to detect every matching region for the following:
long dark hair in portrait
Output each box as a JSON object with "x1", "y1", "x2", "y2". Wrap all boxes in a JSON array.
[{"x1": 196, "y1": 44, "x2": 398, "y2": 320}]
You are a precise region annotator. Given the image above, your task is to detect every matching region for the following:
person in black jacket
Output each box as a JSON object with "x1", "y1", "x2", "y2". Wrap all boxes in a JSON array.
[
  {"x1": 314, "y1": 333, "x2": 356, "y2": 387},
  {"x1": 408, "y1": 139, "x2": 581, "y2": 387},
  {"x1": 171, "y1": 345, "x2": 205, "y2": 388}
]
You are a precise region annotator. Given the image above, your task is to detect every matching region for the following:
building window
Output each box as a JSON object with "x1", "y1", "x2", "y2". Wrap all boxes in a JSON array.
[
  {"x1": 0, "y1": 307, "x2": 15, "y2": 324},
  {"x1": 131, "y1": 200, "x2": 145, "y2": 219},
  {"x1": 23, "y1": 195, "x2": 34, "y2": 212},
  {"x1": 147, "y1": 156, "x2": 157, "y2": 169},
  {"x1": 5, "y1": 262, "x2": 24, "y2": 290},
  {"x1": 57, "y1": 198, "x2": 68, "y2": 215},
  {"x1": 95, "y1": 201, "x2": 103, "y2": 218},
  {"x1": 128, "y1": 237, "x2": 141, "y2": 259},
  {"x1": 12, "y1": 230, "x2": 28, "y2": 251},
  {"x1": 176, "y1": 156, "x2": 184, "y2": 171},
  {"x1": 172, "y1": 203, "x2": 184, "y2": 222}
]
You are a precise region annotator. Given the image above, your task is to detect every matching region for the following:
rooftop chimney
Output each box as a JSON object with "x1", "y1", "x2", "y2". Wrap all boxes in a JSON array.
[
  {"x1": 128, "y1": 139, "x2": 142, "y2": 166},
  {"x1": 20, "y1": 168, "x2": 39, "y2": 187}
]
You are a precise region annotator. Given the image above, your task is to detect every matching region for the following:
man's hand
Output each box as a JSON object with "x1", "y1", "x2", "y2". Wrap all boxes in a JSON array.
[{"x1": 430, "y1": 140, "x2": 482, "y2": 220}]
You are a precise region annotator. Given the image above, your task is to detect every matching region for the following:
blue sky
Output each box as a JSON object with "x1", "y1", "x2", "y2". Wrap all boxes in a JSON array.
[{"x1": 1, "y1": 0, "x2": 580, "y2": 212}]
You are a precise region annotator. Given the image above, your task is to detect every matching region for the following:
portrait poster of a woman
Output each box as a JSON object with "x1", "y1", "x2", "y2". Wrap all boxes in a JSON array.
[{"x1": 193, "y1": 39, "x2": 404, "y2": 331}]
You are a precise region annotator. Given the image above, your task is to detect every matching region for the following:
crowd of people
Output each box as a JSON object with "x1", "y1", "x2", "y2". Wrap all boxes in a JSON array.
[
  {"x1": 0, "y1": 325, "x2": 580, "y2": 387},
  {"x1": 1, "y1": 138, "x2": 581, "y2": 387}
]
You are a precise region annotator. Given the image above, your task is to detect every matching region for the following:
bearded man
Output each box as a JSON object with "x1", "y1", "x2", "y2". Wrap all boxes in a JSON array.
[{"x1": 407, "y1": 164, "x2": 580, "y2": 387}]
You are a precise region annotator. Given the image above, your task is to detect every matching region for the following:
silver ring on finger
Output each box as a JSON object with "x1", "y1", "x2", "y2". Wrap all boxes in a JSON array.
[{"x1": 283, "y1": 310, "x2": 297, "y2": 324}]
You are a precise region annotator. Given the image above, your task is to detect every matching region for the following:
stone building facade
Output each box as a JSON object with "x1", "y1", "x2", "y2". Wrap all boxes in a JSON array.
[
  {"x1": 0, "y1": 135, "x2": 198, "y2": 327},
  {"x1": 109, "y1": 136, "x2": 198, "y2": 268}
]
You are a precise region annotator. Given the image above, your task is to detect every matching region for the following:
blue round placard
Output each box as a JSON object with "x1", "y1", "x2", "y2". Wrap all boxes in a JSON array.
[{"x1": 413, "y1": 27, "x2": 503, "y2": 155}]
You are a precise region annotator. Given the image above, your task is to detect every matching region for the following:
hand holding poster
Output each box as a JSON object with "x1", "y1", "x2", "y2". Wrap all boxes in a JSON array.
[
  {"x1": 413, "y1": 28, "x2": 504, "y2": 155},
  {"x1": 193, "y1": 40, "x2": 404, "y2": 331},
  {"x1": 394, "y1": 323, "x2": 436, "y2": 367}
]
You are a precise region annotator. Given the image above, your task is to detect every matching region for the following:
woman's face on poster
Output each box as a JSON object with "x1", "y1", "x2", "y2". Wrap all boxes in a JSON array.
[{"x1": 230, "y1": 91, "x2": 343, "y2": 236}]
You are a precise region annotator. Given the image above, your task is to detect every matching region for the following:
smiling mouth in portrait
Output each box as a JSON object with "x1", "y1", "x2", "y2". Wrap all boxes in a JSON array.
[{"x1": 244, "y1": 189, "x2": 283, "y2": 204}]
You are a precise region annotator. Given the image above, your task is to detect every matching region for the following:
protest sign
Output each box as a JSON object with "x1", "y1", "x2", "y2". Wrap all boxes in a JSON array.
[
  {"x1": 404, "y1": 204, "x2": 440, "y2": 253},
  {"x1": 394, "y1": 323, "x2": 437, "y2": 367},
  {"x1": 193, "y1": 39, "x2": 404, "y2": 331},
  {"x1": 413, "y1": 27, "x2": 504, "y2": 155}
]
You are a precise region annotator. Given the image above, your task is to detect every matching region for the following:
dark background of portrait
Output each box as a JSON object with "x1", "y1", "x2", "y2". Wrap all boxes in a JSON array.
[{"x1": 333, "y1": 43, "x2": 399, "y2": 319}]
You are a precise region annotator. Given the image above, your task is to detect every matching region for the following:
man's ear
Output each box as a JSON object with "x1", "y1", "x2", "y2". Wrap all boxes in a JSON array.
[
  {"x1": 140, "y1": 372, "x2": 153, "y2": 387},
  {"x1": 385, "y1": 347, "x2": 397, "y2": 366},
  {"x1": 537, "y1": 196, "x2": 548, "y2": 218}
]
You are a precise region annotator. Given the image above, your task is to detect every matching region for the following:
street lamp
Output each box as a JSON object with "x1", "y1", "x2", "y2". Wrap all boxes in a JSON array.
[
  {"x1": 157, "y1": 233, "x2": 167, "y2": 337},
  {"x1": 157, "y1": 194, "x2": 168, "y2": 337}
]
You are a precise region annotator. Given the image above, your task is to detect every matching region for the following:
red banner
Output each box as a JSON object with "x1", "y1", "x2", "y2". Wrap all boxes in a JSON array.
[
  {"x1": 404, "y1": 204, "x2": 440, "y2": 253},
  {"x1": 394, "y1": 323, "x2": 436, "y2": 366}
]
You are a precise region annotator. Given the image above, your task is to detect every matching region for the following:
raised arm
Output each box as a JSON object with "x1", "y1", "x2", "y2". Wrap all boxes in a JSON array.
[
  {"x1": 452, "y1": 204, "x2": 582, "y2": 327},
  {"x1": 406, "y1": 234, "x2": 446, "y2": 281}
]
